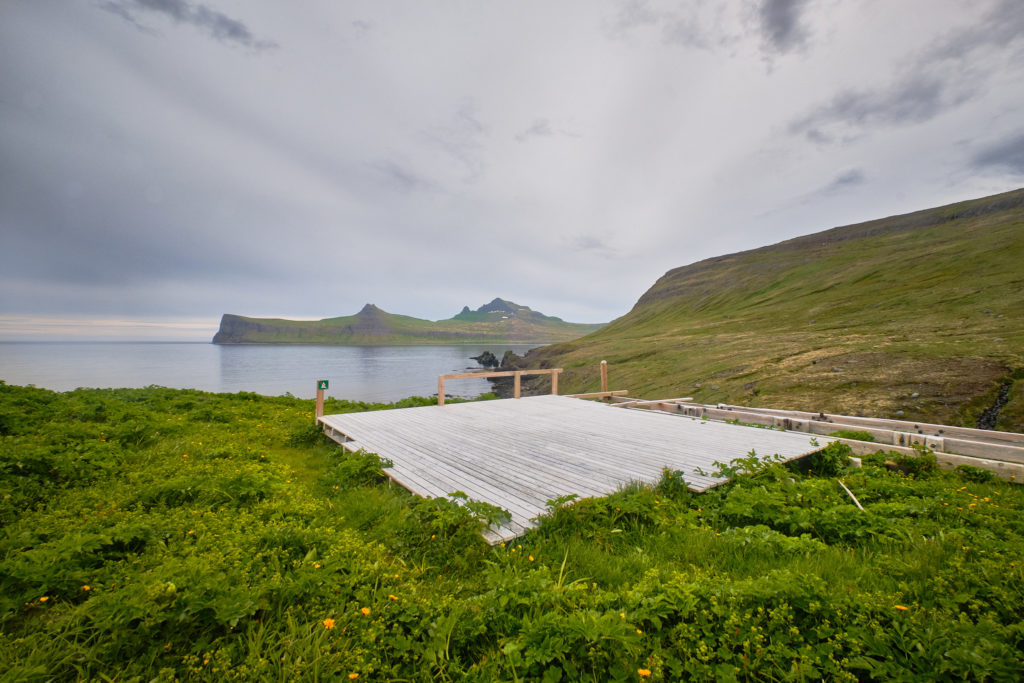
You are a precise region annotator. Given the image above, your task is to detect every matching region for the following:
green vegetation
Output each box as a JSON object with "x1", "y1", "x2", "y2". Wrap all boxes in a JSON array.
[
  {"x1": 213, "y1": 298, "x2": 604, "y2": 345},
  {"x1": 3, "y1": 382, "x2": 1023, "y2": 680},
  {"x1": 829, "y1": 430, "x2": 875, "y2": 442},
  {"x1": 522, "y1": 188, "x2": 1024, "y2": 429}
]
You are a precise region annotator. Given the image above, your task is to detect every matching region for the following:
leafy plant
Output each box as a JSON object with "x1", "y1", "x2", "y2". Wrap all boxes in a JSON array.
[
  {"x1": 829, "y1": 429, "x2": 875, "y2": 442},
  {"x1": 790, "y1": 441, "x2": 853, "y2": 477}
]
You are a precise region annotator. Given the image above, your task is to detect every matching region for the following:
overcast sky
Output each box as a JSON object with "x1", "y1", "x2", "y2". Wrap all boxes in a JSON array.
[{"x1": 2, "y1": 0, "x2": 1023, "y2": 340}]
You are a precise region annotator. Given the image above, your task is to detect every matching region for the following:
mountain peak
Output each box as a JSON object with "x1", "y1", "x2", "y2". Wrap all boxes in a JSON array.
[
  {"x1": 358, "y1": 303, "x2": 384, "y2": 316},
  {"x1": 478, "y1": 298, "x2": 520, "y2": 314}
]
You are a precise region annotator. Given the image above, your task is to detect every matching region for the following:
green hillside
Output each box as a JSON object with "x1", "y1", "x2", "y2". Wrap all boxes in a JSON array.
[
  {"x1": 212, "y1": 298, "x2": 604, "y2": 344},
  {"x1": 521, "y1": 188, "x2": 1024, "y2": 430}
]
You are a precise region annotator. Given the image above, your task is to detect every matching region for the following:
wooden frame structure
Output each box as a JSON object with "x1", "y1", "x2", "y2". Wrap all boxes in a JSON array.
[
  {"x1": 605, "y1": 398, "x2": 1024, "y2": 482},
  {"x1": 320, "y1": 394, "x2": 832, "y2": 542},
  {"x1": 437, "y1": 368, "x2": 562, "y2": 406}
]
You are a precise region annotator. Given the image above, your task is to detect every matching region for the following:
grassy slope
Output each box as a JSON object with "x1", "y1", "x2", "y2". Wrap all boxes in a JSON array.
[
  {"x1": 525, "y1": 188, "x2": 1024, "y2": 430},
  {"x1": 2, "y1": 383, "x2": 1023, "y2": 680}
]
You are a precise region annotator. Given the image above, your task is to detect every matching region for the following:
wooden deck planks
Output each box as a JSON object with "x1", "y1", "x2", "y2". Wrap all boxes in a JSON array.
[{"x1": 319, "y1": 395, "x2": 829, "y2": 542}]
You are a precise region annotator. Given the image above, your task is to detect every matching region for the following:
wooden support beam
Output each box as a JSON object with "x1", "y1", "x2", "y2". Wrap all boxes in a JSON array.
[
  {"x1": 567, "y1": 390, "x2": 630, "y2": 399},
  {"x1": 437, "y1": 368, "x2": 564, "y2": 405},
  {"x1": 600, "y1": 360, "x2": 608, "y2": 393},
  {"x1": 513, "y1": 371, "x2": 521, "y2": 399},
  {"x1": 636, "y1": 399, "x2": 1024, "y2": 479},
  {"x1": 442, "y1": 368, "x2": 562, "y2": 380},
  {"x1": 610, "y1": 397, "x2": 694, "y2": 409},
  {"x1": 716, "y1": 404, "x2": 1024, "y2": 447}
]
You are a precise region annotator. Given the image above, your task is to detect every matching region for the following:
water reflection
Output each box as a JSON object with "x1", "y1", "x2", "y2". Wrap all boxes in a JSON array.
[
  {"x1": 215, "y1": 344, "x2": 541, "y2": 401},
  {"x1": 0, "y1": 342, "x2": 541, "y2": 401}
]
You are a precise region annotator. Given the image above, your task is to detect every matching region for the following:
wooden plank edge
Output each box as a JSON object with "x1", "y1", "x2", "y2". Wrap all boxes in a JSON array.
[
  {"x1": 610, "y1": 397, "x2": 694, "y2": 408},
  {"x1": 567, "y1": 390, "x2": 630, "y2": 399}
]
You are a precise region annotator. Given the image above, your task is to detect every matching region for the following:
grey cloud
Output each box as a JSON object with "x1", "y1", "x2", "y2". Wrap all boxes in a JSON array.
[
  {"x1": 370, "y1": 161, "x2": 433, "y2": 194},
  {"x1": 791, "y1": 76, "x2": 977, "y2": 143},
  {"x1": 922, "y1": 0, "x2": 1024, "y2": 63},
  {"x1": 971, "y1": 133, "x2": 1024, "y2": 175},
  {"x1": 101, "y1": 0, "x2": 277, "y2": 50},
  {"x1": 515, "y1": 119, "x2": 554, "y2": 142},
  {"x1": 823, "y1": 168, "x2": 866, "y2": 192},
  {"x1": 792, "y1": 0, "x2": 1024, "y2": 144},
  {"x1": 759, "y1": 0, "x2": 809, "y2": 53},
  {"x1": 568, "y1": 235, "x2": 617, "y2": 258},
  {"x1": 606, "y1": 0, "x2": 664, "y2": 36},
  {"x1": 607, "y1": 0, "x2": 811, "y2": 54},
  {"x1": 790, "y1": 168, "x2": 867, "y2": 208},
  {"x1": 604, "y1": 1, "x2": 718, "y2": 51},
  {"x1": 661, "y1": 13, "x2": 714, "y2": 50},
  {"x1": 97, "y1": 1, "x2": 157, "y2": 34},
  {"x1": 421, "y1": 102, "x2": 487, "y2": 182}
]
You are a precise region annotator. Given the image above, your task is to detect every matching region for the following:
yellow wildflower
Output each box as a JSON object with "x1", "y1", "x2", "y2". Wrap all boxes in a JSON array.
[
  {"x1": 620, "y1": 613, "x2": 626, "y2": 619},
  {"x1": 636, "y1": 628, "x2": 643, "y2": 634},
  {"x1": 529, "y1": 555, "x2": 534, "y2": 562},
  {"x1": 360, "y1": 607, "x2": 371, "y2": 616},
  {"x1": 348, "y1": 674, "x2": 359, "y2": 680},
  {"x1": 82, "y1": 585, "x2": 91, "y2": 591},
  {"x1": 323, "y1": 618, "x2": 336, "y2": 630},
  {"x1": 638, "y1": 669, "x2": 652, "y2": 677},
  {"x1": 39, "y1": 596, "x2": 49, "y2": 602},
  {"x1": 389, "y1": 595, "x2": 399, "y2": 601},
  {"x1": 894, "y1": 605, "x2": 908, "y2": 611}
]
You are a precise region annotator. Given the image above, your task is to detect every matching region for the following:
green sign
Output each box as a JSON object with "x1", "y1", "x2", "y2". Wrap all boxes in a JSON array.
[{"x1": 317, "y1": 379, "x2": 329, "y2": 390}]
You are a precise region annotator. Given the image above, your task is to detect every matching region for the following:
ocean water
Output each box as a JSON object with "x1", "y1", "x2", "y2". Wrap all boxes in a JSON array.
[{"x1": 0, "y1": 342, "x2": 541, "y2": 402}]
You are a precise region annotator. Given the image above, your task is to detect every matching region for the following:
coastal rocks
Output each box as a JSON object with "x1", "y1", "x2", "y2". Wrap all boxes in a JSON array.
[{"x1": 471, "y1": 351, "x2": 500, "y2": 368}]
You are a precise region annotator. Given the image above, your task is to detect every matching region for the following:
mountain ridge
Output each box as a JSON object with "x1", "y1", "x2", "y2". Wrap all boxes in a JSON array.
[{"x1": 212, "y1": 299, "x2": 604, "y2": 345}]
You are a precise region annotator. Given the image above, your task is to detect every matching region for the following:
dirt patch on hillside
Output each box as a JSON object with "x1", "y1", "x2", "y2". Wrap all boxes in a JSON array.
[{"x1": 760, "y1": 351, "x2": 1008, "y2": 425}]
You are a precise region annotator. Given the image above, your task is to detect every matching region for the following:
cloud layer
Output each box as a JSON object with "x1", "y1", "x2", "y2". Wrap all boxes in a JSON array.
[{"x1": 1, "y1": 1, "x2": 1021, "y2": 339}]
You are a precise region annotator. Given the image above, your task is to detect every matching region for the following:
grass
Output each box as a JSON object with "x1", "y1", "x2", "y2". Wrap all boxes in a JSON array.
[
  {"x1": 2, "y1": 382, "x2": 1023, "y2": 680},
  {"x1": 520, "y1": 188, "x2": 1024, "y2": 430}
]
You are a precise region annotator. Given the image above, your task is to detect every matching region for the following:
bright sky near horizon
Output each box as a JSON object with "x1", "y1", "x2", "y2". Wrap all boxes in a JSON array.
[{"x1": 2, "y1": 0, "x2": 1023, "y2": 341}]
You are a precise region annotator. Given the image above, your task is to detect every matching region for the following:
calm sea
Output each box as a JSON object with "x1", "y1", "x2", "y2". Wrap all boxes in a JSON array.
[{"x1": 0, "y1": 342, "x2": 542, "y2": 402}]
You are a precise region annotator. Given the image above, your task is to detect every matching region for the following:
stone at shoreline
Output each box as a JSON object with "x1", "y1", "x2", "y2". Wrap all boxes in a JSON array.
[{"x1": 471, "y1": 350, "x2": 500, "y2": 368}]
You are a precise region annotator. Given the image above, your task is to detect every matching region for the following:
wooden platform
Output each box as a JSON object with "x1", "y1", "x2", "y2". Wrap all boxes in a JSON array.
[{"x1": 319, "y1": 395, "x2": 831, "y2": 543}]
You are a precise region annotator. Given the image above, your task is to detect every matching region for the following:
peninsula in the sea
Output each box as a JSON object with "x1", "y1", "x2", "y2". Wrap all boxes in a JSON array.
[{"x1": 212, "y1": 298, "x2": 605, "y2": 344}]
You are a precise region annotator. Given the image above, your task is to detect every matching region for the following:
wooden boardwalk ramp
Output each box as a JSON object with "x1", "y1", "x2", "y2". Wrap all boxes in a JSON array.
[{"x1": 319, "y1": 395, "x2": 829, "y2": 543}]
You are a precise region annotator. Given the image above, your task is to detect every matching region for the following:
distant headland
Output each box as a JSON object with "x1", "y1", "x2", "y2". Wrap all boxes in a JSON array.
[{"x1": 212, "y1": 298, "x2": 605, "y2": 344}]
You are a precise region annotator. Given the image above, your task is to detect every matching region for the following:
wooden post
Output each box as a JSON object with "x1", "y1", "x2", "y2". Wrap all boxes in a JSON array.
[
  {"x1": 315, "y1": 380, "x2": 326, "y2": 420},
  {"x1": 600, "y1": 360, "x2": 608, "y2": 393},
  {"x1": 513, "y1": 371, "x2": 522, "y2": 399},
  {"x1": 551, "y1": 370, "x2": 559, "y2": 395},
  {"x1": 438, "y1": 376, "x2": 446, "y2": 406}
]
